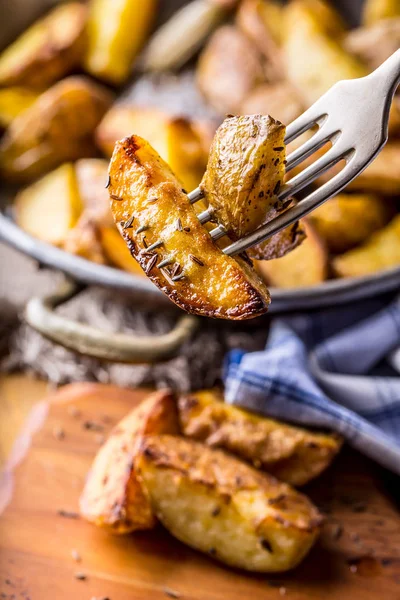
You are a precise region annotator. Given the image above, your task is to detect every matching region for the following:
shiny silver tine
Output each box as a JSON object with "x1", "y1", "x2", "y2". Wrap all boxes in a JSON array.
[{"x1": 151, "y1": 50, "x2": 400, "y2": 276}]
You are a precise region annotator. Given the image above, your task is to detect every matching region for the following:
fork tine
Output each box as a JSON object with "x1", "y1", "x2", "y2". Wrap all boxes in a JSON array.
[
  {"x1": 198, "y1": 207, "x2": 214, "y2": 224},
  {"x1": 284, "y1": 110, "x2": 328, "y2": 145},
  {"x1": 283, "y1": 144, "x2": 351, "y2": 200},
  {"x1": 285, "y1": 129, "x2": 341, "y2": 172},
  {"x1": 223, "y1": 155, "x2": 357, "y2": 256}
]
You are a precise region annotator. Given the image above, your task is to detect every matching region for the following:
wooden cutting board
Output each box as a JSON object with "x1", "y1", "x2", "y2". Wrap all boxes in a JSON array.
[{"x1": 0, "y1": 382, "x2": 400, "y2": 600}]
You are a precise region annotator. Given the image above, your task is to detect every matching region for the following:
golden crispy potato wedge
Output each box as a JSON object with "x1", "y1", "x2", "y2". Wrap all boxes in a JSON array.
[
  {"x1": 197, "y1": 25, "x2": 265, "y2": 115},
  {"x1": 363, "y1": 0, "x2": 400, "y2": 25},
  {"x1": 80, "y1": 390, "x2": 178, "y2": 534},
  {"x1": 249, "y1": 215, "x2": 306, "y2": 261},
  {"x1": 256, "y1": 221, "x2": 328, "y2": 288},
  {"x1": 99, "y1": 226, "x2": 145, "y2": 275},
  {"x1": 0, "y1": 87, "x2": 38, "y2": 128},
  {"x1": 201, "y1": 115, "x2": 286, "y2": 240},
  {"x1": 0, "y1": 3, "x2": 87, "y2": 89},
  {"x1": 236, "y1": 0, "x2": 284, "y2": 80},
  {"x1": 178, "y1": 390, "x2": 342, "y2": 486},
  {"x1": 332, "y1": 215, "x2": 400, "y2": 278},
  {"x1": 137, "y1": 435, "x2": 322, "y2": 572},
  {"x1": 309, "y1": 193, "x2": 394, "y2": 254},
  {"x1": 97, "y1": 107, "x2": 206, "y2": 191},
  {"x1": 14, "y1": 163, "x2": 82, "y2": 246},
  {"x1": 84, "y1": 0, "x2": 156, "y2": 85},
  {"x1": 75, "y1": 158, "x2": 114, "y2": 228},
  {"x1": 241, "y1": 82, "x2": 304, "y2": 125},
  {"x1": 63, "y1": 215, "x2": 106, "y2": 264},
  {"x1": 344, "y1": 18, "x2": 400, "y2": 70},
  {"x1": 0, "y1": 76, "x2": 113, "y2": 182},
  {"x1": 109, "y1": 135, "x2": 270, "y2": 319},
  {"x1": 283, "y1": 0, "x2": 367, "y2": 107}
]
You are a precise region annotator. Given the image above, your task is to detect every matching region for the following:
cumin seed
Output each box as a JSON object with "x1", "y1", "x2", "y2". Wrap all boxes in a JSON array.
[
  {"x1": 110, "y1": 193, "x2": 123, "y2": 201},
  {"x1": 175, "y1": 218, "x2": 183, "y2": 231},
  {"x1": 123, "y1": 215, "x2": 135, "y2": 229},
  {"x1": 148, "y1": 197, "x2": 158, "y2": 203},
  {"x1": 189, "y1": 254, "x2": 204, "y2": 266},
  {"x1": 171, "y1": 263, "x2": 182, "y2": 278},
  {"x1": 145, "y1": 254, "x2": 158, "y2": 274},
  {"x1": 273, "y1": 146, "x2": 284, "y2": 151}
]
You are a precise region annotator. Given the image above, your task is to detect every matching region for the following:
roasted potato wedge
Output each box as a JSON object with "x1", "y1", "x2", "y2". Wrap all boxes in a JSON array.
[
  {"x1": 249, "y1": 215, "x2": 306, "y2": 261},
  {"x1": 241, "y1": 82, "x2": 304, "y2": 125},
  {"x1": 197, "y1": 25, "x2": 265, "y2": 115},
  {"x1": 99, "y1": 226, "x2": 145, "y2": 275},
  {"x1": 75, "y1": 158, "x2": 114, "y2": 228},
  {"x1": 137, "y1": 435, "x2": 322, "y2": 572},
  {"x1": 256, "y1": 221, "x2": 328, "y2": 288},
  {"x1": 201, "y1": 114, "x2": 286, "y2": 240},
  {"x1": 80, "y1": 389, "x2": 178, "y2": 534},
  {"x1": 0, "y1": 76, "x2": 113, "y2": 182},
  {"x1": 363, "y1": 0, "x2": 400, "y2": 25},
  {"x1": 344, "y1": 18, "x2": 400, "y2": 70},
  {"x1": 84, "y1": 0, "x2": 156, "y2": 85},
  {"x1": 236, "y1": 0, "x2": 284, "y2": 80},
  {"x1": 178, "y1": 390, "x2": 342, "y2": 486},
  {"x1": 14, "y1": 163, "x2": 82, "y2": 246},
  {"x1": 0, "y1": 87, "x2": 38, "y2": 128},
  {"x1": 0, "y1": 3, "x2": 87, "y2": 89},
  {"x1": 309, "y1": 193, "x2": 393, "y2": 254},
  {"x1": 109, "y1": 135, "x2": 270, "y2": 319},
  {"x1": 283, "y1": 0, "x2": 367, "y2": 106},
  {"x1": 332, "y1": 215, "x2": 400, "y2": 278},
  {"x1": 97, "y1": 107, "x2": 206, "y2": 191}
]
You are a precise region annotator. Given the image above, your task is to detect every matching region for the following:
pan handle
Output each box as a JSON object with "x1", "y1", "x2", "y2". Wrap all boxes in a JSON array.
[{"x1": 24, "y1": 279, "x2": 199, "y2": 363}]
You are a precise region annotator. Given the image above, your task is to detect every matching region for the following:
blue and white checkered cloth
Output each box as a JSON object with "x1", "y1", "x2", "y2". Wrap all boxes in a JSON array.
[{"x1": 224, "y1": 294, "x2": 400, "y2": 475}]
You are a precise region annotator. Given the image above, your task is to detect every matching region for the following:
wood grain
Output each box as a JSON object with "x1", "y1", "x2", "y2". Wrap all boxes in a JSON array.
[{"x1": 0, "y1": 382, "x2": 399, "y2": 600}]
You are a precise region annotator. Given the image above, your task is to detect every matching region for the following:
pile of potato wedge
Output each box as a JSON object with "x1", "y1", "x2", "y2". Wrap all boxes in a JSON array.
[
  {"x1": 0, "y1": 0, "x2": 399, "y2": 296},
  {"x1": 80, "y1": 388, "x2": 342, "y2": 572}
]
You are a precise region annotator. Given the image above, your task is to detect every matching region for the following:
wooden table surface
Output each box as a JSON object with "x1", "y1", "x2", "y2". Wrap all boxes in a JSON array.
[{"x1": 0, "y1": 376, "x2": 399, "y2": 600}]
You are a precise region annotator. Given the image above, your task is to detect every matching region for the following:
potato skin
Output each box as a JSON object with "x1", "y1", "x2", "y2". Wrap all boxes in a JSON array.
[
  {"x1": 309, "y1": 193, "x2": 393, "y2": 254},
  {"x1": 197, "y1": 25, "x2": 265, "y2": 114},
  {"x1": 256, "y1": 220, "x2": 328, "y2": 288},
  {"x1": 332, "y1": 215, "x2": 400, "y2": 279},
  {"x1": 0, "y1": 76, "x2": 113, "y2": 182},
  {"x1": 109, "y1": 135, "x2": 271, "y2": 320},
  {"x1": 201, "y1": 115, "x2": 286, "y2": 240},
  {"x1": 137, "y1": 435, "x2": 322, "y2": 572},
  {"x1": 0, "y1": 3, "x2": 88, "y2": 89},
  {"x1": 79, "y1": 390, "x2": 179, "y2": 534},
  {"x1": 178, "y1": 390, "x2": 342, "y2": 486}
]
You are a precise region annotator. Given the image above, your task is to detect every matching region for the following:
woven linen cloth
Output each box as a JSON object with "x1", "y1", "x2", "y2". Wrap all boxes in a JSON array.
[{"x1": 224, "y1": 293, "x2": 400, "y2": 475}]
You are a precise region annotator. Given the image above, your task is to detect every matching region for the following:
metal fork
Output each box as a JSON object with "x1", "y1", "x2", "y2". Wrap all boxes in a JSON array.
[{"x1": 142, "y1": 50, "x2": 400, "y2": 280}]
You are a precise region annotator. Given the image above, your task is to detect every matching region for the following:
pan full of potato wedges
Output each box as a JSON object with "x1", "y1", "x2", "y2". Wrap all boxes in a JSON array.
[{"x1": 0, "y1": 0, "x2": 399, "y2": 316}]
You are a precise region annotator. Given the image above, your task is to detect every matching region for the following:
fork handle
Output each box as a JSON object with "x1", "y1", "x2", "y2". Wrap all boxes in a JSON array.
[{"x1": 372, "y1": 48, "x2": 400, "y2": 99}]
